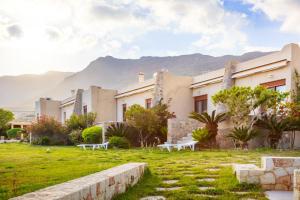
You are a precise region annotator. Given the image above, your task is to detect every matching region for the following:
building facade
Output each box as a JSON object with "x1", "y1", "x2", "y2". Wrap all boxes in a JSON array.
[
  {"x1": 35, "y1": 86, "x2": 117, "y2": 124},
  {"x1": 35, "y1": 43, "x2": 300, "y2": 147}
]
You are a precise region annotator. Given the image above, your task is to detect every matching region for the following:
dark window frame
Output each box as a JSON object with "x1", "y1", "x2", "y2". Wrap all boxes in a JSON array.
[{"x1": 194, "y1": 94, "x2": 208, "y2": 114}]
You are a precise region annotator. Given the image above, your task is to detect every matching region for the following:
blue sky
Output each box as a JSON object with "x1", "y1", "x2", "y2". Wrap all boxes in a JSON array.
[{"x1": 0, "y1": 0, "x2": 300, "y2": 75}]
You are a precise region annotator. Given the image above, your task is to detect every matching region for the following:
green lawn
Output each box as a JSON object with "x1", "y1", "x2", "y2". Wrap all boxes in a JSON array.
[{"x1": 1, "y1": 144, "x2": 300, "y2": 200}]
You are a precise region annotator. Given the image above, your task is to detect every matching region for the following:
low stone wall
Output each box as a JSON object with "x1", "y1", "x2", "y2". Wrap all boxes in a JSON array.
[
  {"x1": 11, "y1": 163, "x2": 147, "y2": 200},
  {"x1": 294, "y1": 169, "x2": 300, "y2": 200},
  {"x1": 234, "y1": 157, "x2": 300, "y2": 191}
]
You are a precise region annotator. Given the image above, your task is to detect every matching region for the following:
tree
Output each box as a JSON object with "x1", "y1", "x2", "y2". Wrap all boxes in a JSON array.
[
  {"x1": 189, "y1": 110, "x2": 226, "y2": 147},
  {"x1": 212, "y1": 86, "x2": 288, "y2": 127},
  {"x1": 65, "y1": 112, "x2": 97, "y2": 132},
  {"x1": 227, "y1": 126, "x2": 259, "y2": 149},
  {"x1": 0, "y1": 108, "x2": 14, "y2": 136},
  {"x1": 256, "y1": 114, "x2": 289, "y2": 149},
  {"x1": 151, "y1": 99, "x2": 175, "y2": 143},
  {"x1": 125, "y1": 104, "x2": 159, "y2": 147}
]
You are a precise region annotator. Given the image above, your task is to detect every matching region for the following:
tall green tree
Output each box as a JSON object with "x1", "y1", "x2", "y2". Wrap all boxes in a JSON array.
[
  {"x1": 212, "y1": 86, "x2": 288, "y2": 127},
  {"x1": 0, "y1": 108, "x2": 14, "y2": 135},
  {"x1": 125, "y1": 104, "x2": 159, "y2": 147},
  {"x1": 151, "y1": 99, "x2": 175, "y2": 142}
]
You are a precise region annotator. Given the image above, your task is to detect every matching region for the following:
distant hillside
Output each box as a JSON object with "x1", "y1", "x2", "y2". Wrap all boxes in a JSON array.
[
  {"x1": 0, "y1": 71, "x2": 73, "y2": 110},
  {"x1": 0, "y1": 51, "x2": 272, "y2": 109}
]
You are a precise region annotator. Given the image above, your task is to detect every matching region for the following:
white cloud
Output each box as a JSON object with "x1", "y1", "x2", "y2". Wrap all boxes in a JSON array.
[
  {"x1": 244, "y1": 0, "x2": 300, "y2": 33},
  {"x1": 0, "y1": 0, "x2": 272, "y2": 75}
]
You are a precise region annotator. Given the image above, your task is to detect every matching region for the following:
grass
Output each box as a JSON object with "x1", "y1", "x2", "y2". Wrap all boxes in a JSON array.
[{"x1": 1, "y1": 144, "x2": 300, "y2": 200}]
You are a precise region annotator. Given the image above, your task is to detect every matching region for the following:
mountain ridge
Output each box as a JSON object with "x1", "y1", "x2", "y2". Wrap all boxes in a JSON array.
[{"x1": 0, "y1": 51, "x2": 273, "y2": 110}]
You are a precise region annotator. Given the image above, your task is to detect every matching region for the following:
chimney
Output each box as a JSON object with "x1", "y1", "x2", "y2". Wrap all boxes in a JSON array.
[
  {"x1": 138, "y1": 72, "x2": 145, "y2": 83},
  {"x1": 71, "y1": 89, "x2": 76, "y2": 96}
]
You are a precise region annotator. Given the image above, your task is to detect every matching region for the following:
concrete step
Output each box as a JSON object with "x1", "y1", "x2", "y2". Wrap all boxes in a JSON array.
[{"x1": 265, "y1": 191, "x2": 293, "y2": 200}]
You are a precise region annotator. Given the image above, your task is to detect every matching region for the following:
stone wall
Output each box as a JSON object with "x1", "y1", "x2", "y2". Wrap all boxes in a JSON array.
[
  {"x1": 234, "y1": 157, "x2": 300, "y2": 191},
  {"x1": 167, "y1": 118, "x2": 201, "y2": 143},
  {"x1": 11, "y1": 163, "x2": 147, "y2": 200},
  {"x1": 294, "y1": 169, "x2": 300, "y2": 200}
]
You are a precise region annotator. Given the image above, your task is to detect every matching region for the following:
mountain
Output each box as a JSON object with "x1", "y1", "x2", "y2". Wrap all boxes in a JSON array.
[
  {"x1": 0, "y1": 71, "x2": 73, "y2": 110},
  {"x1": 0, "y1": 51, "x2": 272, "y2": 110}
]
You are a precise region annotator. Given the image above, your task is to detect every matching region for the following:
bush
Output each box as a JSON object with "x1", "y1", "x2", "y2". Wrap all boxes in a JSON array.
[
  {"x1": 6, "y1": 128, "x2": 24, "y2": 139},
  {"x1": 82, "y1": 126, "x2": 102, "y2": 144},
  {"x1": 30, "y1": 116, "x2": 68, "y2": 145},
  {"x1": 109, "y1": 136, "x2": 130, "y2": 149},
  {"x1": 40, "y1": 136, "x2": 50, "y2": 145},
  {"x1": 106, "y1": 123, "x2": 129, "y2": 138},
  {"x1": 69, "y1": 130, "x2": 82, "y2": 145},
  {"x1": 192, "y1": 128, "x2": 210, "y2": 143}
]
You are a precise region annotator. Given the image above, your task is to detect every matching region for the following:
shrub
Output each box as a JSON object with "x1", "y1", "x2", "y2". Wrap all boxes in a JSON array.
[
  {"x1": 69, "y1": 130, "x2": 82, "y2": 145},
  {"x1": 40, "y1": 136, "x2": 50, "y2": 145},
  {"x1": 30, "y1": 116, "x2": 68, "y2": 145},
  {"x1": 65, "y1": 112, "x2": 97, "y2": 132},
  {"x1": 106, "y1": 123, "x2": 129, "y2": 138},
  {"x1": 189, "y1": 110, "x2": 226, "y2": 147},
  {"x1": 227, "y1": 126, "x2": 259, "y2": 149},
  {"x1": 82, "y1": 126, "x2": 102, "y2": 144},
  {"x1": 192, "y1": 128, "x2": 210, "y2": 143},
  {"x1": 6, "y1": 128, "x2": 24, "y2": 139},
  {"x1": 109, "y1": 136, "x2": 130, "y2": 149}
]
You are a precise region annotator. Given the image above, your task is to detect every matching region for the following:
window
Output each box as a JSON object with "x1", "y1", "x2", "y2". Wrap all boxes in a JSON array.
[
  {"x1": 145, "y1": 98, "x2": 152, "y2": 109},
  {"x1": 63, "y1": 112, "x2": 66, "y2": 122},
  {"x1": 194, "y1": 94, "x2": 208, "y2": 113},
  {"x1": 261, "y1": 79, "x2": 286, "y2": 92},
  {"x1": 122, "y1": 104, "x2": 127, "y2": 121},
  {"x1": 83, "y1": 105, "x2": 87, "y2": 115}
]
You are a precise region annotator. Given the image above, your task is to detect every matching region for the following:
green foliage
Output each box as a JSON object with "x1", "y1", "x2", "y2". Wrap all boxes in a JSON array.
[
  {"x1": 69, "y1": 130, "x2": 82, "y2": 145},
  {"x1": 151, "y1": 99, "x2": 175, "y2": 143},
  {"x1": 106, "y1": 123, "x2": 129, "y2": 138},
  {"x1": 189, "y1": 110, "x2": 226, "y2": 147},
  {"x1": 212, "y1": 86, "x2": 288, "y2": 126},
  {"x1": 108, "y1": 136, "x2": 130, "y2": 149},
  {"x1": 0, "y1": 108, "x2": 14, "y2": 135},
  {"x1": 65, "y1": 112, "x2": 97, "y2": 132},
  {"x1": 31, "y1": 116, "x2": 68, "y2": 145},
  {"x1": 227, "y1": 126, "x2": 259, "y2": 149},
  {"x1": 125, "y1": 104, "x2": 159, "y2": 147},
  {"x1": 192, "y1": 128, "x2": 210, "y2": 143},
  {"x1": 81, "y1": 126, "x2": 102, "y2": 144},
  {"x1": 6, "y1": 128, "x2": 24, "y2": 139},
  {"x1": 40, "y1": 136, "x2": 50, "y2": 145},
  {"x1": 256, "y1": 114, "x2": 289, "y2": 149}
]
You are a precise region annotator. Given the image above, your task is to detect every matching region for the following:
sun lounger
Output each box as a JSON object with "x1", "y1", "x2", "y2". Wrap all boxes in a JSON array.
[
  {"x1": 158, "y1": 141, "x2": 197, "y2": 152},
  {"x1": 77, "y1": 142, "x2": 109, "y2": 150}
]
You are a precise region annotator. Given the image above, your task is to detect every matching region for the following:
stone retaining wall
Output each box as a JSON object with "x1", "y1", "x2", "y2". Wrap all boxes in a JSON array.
[
  {"x1": 234, "y1": 157, "x2": 300, "y2": 191},
  {"x1": 11, "y1": 163, "x2": 147, "y2": 200},
  {"x1": 295, "y1": 169, "x2": 300, "y2": 200}
]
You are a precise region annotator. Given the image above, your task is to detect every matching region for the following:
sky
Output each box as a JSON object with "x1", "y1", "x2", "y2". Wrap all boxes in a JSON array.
[{"x1": 1, "y1": 0, "x2": 300, "y2": 76}]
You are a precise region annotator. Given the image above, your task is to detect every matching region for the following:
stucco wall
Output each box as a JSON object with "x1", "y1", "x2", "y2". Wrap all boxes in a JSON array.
[
  {"x1": 60, "y1": 103, "x2": 74, "y2": 123},
  {"x1": 162, "y1": 72, "x2": 193, "y2": 120},
  {"x1": 235, "y1": 66, "x2": 291, "y2": 90},
  {"x1": 36, "y1": 98, "x2": 61, "y2": 122},
  {"x1": 116, "y1": 90, "x2": 154, "y2": 122},
  {"x1": 91, "y1": 87, "x2": 117, "y2": 123}
]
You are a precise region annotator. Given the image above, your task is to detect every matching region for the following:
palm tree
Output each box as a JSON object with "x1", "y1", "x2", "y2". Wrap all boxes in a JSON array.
[
  {"x1": 189, "y1": 110, "x2": 227, "y2": 147},
  {"x1": 256, "y1": 114, "x2": 289, "y2": 149},
  {"x1": 227, "y1": 126, "x2": 259, "y2": 149}
]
